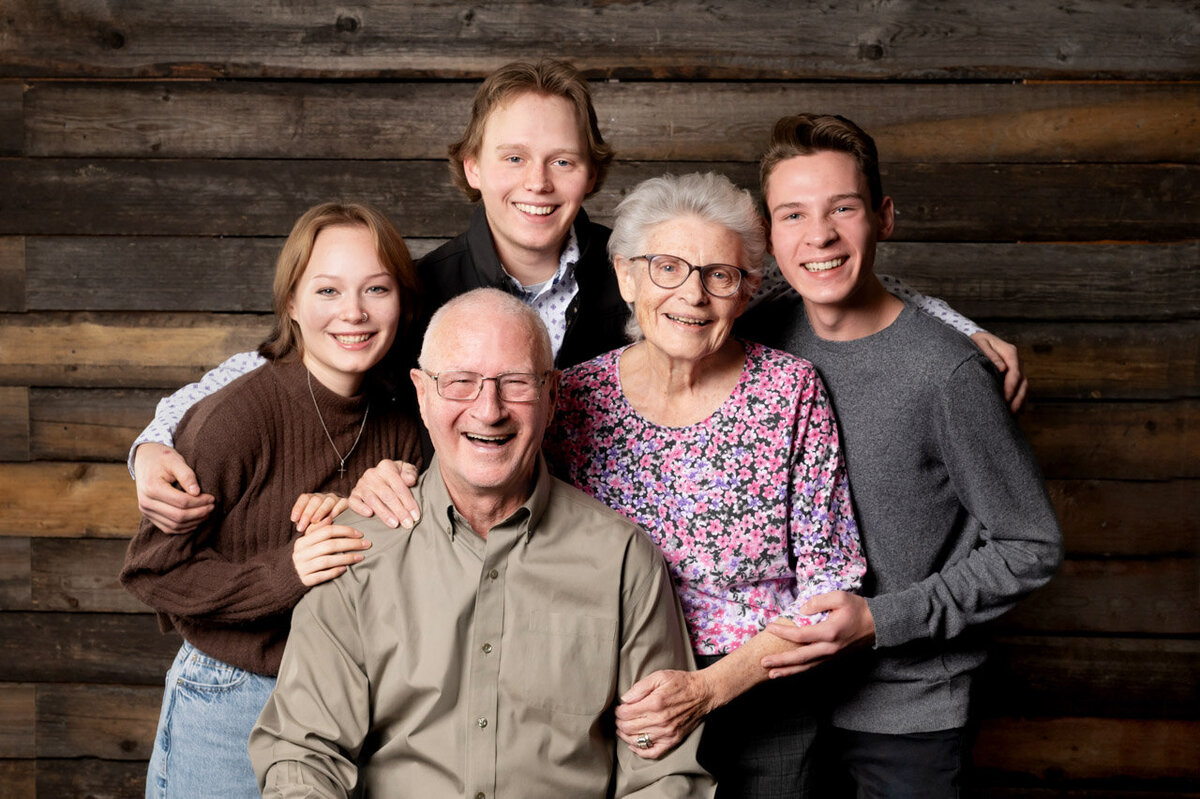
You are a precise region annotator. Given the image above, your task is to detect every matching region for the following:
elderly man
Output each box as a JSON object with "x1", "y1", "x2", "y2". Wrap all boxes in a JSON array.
[{"x1": 249, "y1": 288, "x2": 713, "y2": 798}]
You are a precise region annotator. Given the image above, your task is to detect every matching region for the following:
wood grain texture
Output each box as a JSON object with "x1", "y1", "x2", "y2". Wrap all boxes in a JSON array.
[
  {"x1": 0, "y1": 683, "x2": 35, "y2": 758},
  {"x1": 0, "y1": 311, "x2": 271, "y2": 388},
  {"x1": 22, "y1": 80, "x2": 1200, "y2": 162},
  {"x1": 30, "y1": 758, "x2": 145, "y2": 799},
  {"x1": 1051, "y1": 480, "x2": 1199, "y2": 558},
  {"x1": 0, "y1": 537, "x2": 32, "y2": 610},
  {"x1": 0, "y1": 386, "x2": 31, "y2": 461},
  {"x1": 36, "y1": 683, "x2": 160, "y2": 759},
  {"x1": 0, "y1": 463, "x2": 139, "y2": 538},
  {"x1": 31, "y1": 538, "x2": 146, "y2": 614},
  {"x1": 1, "y1": 159, "x2": 1195, "y2": 241},
  {"x1": 2, "y1": 1, "x2": 1195, "y2": 79},
  {"x1": 0, "y1": 612, "x2": 177, "y2": 684},
  {"x1": 0, "y1": 80, "x2": 22, "y2": 156},
  {"x1": 29, "y1": 388, "x2": 162, "y2": 462},
  {"x1": 0, "y1": 235, "x2": 25, "y2": 312}
]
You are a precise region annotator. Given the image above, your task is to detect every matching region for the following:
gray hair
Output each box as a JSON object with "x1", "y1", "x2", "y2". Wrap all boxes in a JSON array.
[
  {"x1": 420, "y1": 288, "x2": 553, "y2": 372},
  {"x1": 607, "y1": 172, "x2": 765, "y2": 340}
]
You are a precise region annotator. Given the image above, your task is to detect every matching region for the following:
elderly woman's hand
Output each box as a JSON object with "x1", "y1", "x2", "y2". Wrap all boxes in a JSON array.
[{"x1": 615, "y1": 669, "x2": 716, "y2": 759}]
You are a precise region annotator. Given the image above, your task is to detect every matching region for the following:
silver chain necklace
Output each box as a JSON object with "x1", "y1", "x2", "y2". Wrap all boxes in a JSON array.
[{"x1": 307, "y1": 369, "x2": 370, "y2": 478}]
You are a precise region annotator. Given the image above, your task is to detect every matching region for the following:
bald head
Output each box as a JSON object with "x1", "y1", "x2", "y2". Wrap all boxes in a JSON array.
[{"x1": 420, "y1": 288, "x2": 553, "y2": 373}]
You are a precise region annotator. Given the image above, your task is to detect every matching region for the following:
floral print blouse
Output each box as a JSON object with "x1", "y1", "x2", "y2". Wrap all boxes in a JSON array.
[{"x1": 543, "y1": 341, "x2": 865, "y2": 655}]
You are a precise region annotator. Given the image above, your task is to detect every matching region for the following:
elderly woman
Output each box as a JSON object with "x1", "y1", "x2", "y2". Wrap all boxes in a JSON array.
[
  {"x1": 541, "y1": 172, "x2": 865, "y2": 796},
  {"x1": 121, "y1": 202, "x2": 424, "y2": 798}
]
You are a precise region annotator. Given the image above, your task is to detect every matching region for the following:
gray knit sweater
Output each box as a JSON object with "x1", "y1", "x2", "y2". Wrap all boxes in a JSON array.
[{"x1": 757, "y1": 298, "x2": 1062, "y2": 733}]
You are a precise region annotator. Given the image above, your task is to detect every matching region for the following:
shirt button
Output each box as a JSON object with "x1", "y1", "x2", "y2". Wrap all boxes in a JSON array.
[
  {"x1": 482, "y1": 643, "x2": 493, "y2": 654},
  {"x1": 488, "y1": 568, "x2": 499, "y2": 580},
  {"x1": 477, "y1": 717, "x2": 488, "y2": 729}
]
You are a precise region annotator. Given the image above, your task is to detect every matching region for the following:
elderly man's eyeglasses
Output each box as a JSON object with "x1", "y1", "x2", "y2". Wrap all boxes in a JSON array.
[
  {"x1": 633, "y1": 254, "x2": 747, "y2": 298},
  {"x1": 423, "y1": 370, "x2": 550, "y2": 403}
]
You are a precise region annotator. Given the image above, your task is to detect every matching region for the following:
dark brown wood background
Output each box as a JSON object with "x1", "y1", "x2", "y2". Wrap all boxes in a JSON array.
[{"x1": 0, "y1": 2, "x2": 1196, "y2": 796}]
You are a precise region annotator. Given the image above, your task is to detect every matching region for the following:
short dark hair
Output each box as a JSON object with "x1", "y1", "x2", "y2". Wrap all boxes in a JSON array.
[
  {"x1": 447, "y1": 59, "x2": 614, "y2": 202},
  {"x1": 760, "y1": 113, "x2": 884, "y2": 210}
]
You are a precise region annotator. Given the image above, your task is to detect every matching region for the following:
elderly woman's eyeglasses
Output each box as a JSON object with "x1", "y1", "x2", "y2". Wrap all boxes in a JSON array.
[
  {"x1": 422, "y1": 370, "x2": 550, "y2": 403},
  {"x1": 633, "y1": 254, "x2": 747, "y2": 298}
]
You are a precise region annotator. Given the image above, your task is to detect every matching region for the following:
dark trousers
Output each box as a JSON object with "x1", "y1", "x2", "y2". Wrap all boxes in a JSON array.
[
  {"x1": 695, "y1": 655, "x2": 820, "y2": 799},
  {"x1": 819, "y1": 726, "x2": 971, "y2": 799}
]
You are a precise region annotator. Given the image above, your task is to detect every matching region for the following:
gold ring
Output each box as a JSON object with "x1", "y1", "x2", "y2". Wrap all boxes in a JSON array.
[{"x1": 636, "y1": 733, "x2": 652, "y2": 749}]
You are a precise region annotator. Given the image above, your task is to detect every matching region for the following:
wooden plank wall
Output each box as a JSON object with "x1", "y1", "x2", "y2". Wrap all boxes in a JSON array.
[{"x1": 0, "y1": 2, "x2": 1196, "y2": 796}]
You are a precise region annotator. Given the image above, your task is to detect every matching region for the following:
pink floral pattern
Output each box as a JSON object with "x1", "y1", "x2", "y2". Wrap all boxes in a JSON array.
[{"x1": 544, "y1": 342, "x2": 865, "y2": 655}]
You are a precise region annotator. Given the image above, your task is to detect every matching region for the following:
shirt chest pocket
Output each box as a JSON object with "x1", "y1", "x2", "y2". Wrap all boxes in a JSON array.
[{"x1": 513, "y1": 610, "x2": 618, "y2": 716}]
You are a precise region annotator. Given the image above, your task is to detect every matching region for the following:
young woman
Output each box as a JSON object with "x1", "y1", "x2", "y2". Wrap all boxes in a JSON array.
[{"x1": 121, "y1": 202, "x2": 423, "y2": 798}]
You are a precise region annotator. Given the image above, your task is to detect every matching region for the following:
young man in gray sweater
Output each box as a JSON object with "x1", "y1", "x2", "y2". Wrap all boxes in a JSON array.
[{"x1": 747, "y1": 113, "x2": 1063, "y2": 797}]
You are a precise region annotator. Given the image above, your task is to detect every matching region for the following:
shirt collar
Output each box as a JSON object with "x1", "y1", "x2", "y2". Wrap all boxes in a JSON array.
[
  {"x1": 504, "y1": 226, "x2": 581, "y2": 299},
  {"x1": 419, "y1": 453, "x2": 553, "y2": 543}
]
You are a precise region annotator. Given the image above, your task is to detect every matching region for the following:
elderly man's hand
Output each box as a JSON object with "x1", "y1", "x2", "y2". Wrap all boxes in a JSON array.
[
  {"x1": 615, "y1": 669, "x2": 715, "y2": 759},
  {"x1": 134, "y1": 443, "x2": 215, "y2": 534},
  {"x1": 348, "y1": 459, "x2": 421, "y2": 528},
  {"x1": 760, "y1": 592, "x2": 876, "y2": 679}
]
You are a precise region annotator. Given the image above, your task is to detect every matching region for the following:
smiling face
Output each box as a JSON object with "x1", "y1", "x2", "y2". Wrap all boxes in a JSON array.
[
  {"x1": 463, "y1": 92, "x2": 597, "y2": 279},
  {"x1": 411, "y1": 299, "x2": 557, "y2": 517},
  {"x1": 616, "y1": 216, "x2": 750, "y2": 366},
  {"x1": 765, "y1": 149, "x2": 894, "y2": 315},
  {"x1": 288, "y1": 224, "x2": 401, "y2": 396}
]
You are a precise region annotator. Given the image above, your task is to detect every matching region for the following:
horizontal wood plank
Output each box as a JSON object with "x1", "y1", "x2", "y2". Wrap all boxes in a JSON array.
[
  {"x1": 0, "y1": 612, "x2": 177, "y2": 684},
  {"x1": 0, "y1": 759, "x2": 36, "y2": 798},
  {"x1": 0, "y1": 463, "x2": 139, "y2": 538},
  {"x1": 36, "y1": 683, "x2": 159, "y2": 760},
  {"x1": 0, "y1": 387, "x2": 30, "y2": 461},
  {"x1": 0, "y1": 80, "x2": 21, "y2": 157},
  {"x1": 0, "y1": 538, "x2": 31, "y2": 610},
  {"x1": 1, "y1": 159, "x2": 1195, "y2": 242},
  {"x1": 984, "y1": 635, "x2": 1200, "y2": 720},
  {"x1": 3, "y1": 312, "x2": 1198, "y2": 402},
  {"x1": 1021, "y1": 399, "x2": 1200, "y2": 481},
  {"x1": 973, "y1": 716, "x2": 1200, "y2": 783},
  {"x1": 31, "y1": 757, "x2": 145, "y2": 799},
  {"x1": 1051, "y1": 480, "x2": 1199, "y2": 558},
  {"x1": 1001, "y1": 558, "x2": 1199, "y2": 636},
  {"x1": 0, "y1": 683, "x2": 35, "y2": 758},
  {"x1": 0, "y1": 235, "x2": 24, "y2": 312},
  {"x1": 22, "y1": 387, "x2": 1199, "y2": 480},
  {"x1": 2, "y1": 1, "x2": 1195, "y2": 80},
  {"x1": 30, "y1": 538, "x2": 146, "y2": 614},
  {"x1": 18, "y1": 239, "x2": 1199, "y2": 322},
  {"x1": 22, "y1": 81, "x2": 1200, "y2": 163},
  {"x1": 0, "y1": 312, "x2": 271, "y2": 388}
]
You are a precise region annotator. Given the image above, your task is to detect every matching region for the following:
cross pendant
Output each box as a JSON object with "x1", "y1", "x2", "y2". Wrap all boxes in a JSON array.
[{"x1": 337, "y1": 461, "x2": 346, "y2": 477}]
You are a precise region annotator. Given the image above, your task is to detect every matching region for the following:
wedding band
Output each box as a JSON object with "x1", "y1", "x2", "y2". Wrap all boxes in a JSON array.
[{"x1": 636, "y1": 733, "x2": 652, "y2": 749}]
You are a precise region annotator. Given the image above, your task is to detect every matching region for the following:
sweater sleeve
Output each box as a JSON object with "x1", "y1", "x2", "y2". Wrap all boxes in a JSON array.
[
  {"x1": 780, "y1": 367, "x2": 866, "y2": 622},
  {"x1": 127, "y1": 351, "x2": 267, "y2": 476},
  {"x1": 121, "y1": 389, "x2": 308, "y2": 625},
  {"x1": 866, "y1": 355, "x2": 1063, "y2": 647}
]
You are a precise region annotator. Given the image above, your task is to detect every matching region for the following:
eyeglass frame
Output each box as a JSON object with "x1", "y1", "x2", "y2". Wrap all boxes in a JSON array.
[
  {"x1": 630, "y1": 253, "x2": 749, "y2": 298},
  {"x1": 421, "y1": 369, "x2": 553, "y2": 403}
]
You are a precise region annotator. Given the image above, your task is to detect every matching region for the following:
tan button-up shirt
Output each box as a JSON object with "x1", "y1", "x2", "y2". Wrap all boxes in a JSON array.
[{"x1": 251, "y1": 455, "x2": 713, "y2": 798}]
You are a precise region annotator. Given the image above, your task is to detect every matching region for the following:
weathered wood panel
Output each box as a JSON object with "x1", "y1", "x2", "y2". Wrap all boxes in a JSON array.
[
  {"x1": 3, "y1": 313, "x2": 1198, "y2": 402},
  {"x1": 36, "y1": 684, "x2": 159, "y2": 760},
  {"x1": 0, "y1": 80, "x2": 21, "y2": 157},
  {"x1": 0, "y1": 612, "x2": 177, "y2": 684},
  {"x1": 23, "y1": 388, "x2": 1200, "y2": 479},
  {"x1": 1051, "y1": 480, "x2": 1199, "y2": 558},
  {"x1": 0, "y1": 463, "x2": 139, "y2": 539},
  {"x1": 973, "y1": 716, "x2": 1200, "y2": 783},
  {"x1": 1021, "y1": 400, "x2": 1199, "y2": 481},
  {"x1": 1, "y1": 159, "x2": 1195, "y2": 242},
  {"x1": 0, "y1": 235, "x2": 24, "y2": 312},
  {"x1": 0, "y1": 537, "x2": 31, "y2": 609},
  {"x1": 985, "y1": 636, "x2": 1200, "y2": 720},
  {"x1": 0, "y1": 312, "x2": 271, "y2": 388},
  {"x1": 883, "y1": 242, "x2": 1200, "y2": 323},
  {"x1": 29, "y1": 388, "x2": 163, "y2": 463},
  {"x1": 32, "y1": 758, "x2": 145, "y2": 799},
  {"x1": 2, "y1": 1, "x2": 1195, "y2": 80},
  {"x1": 0, "y1": 387, "x2": 30, "y2": 462},
  {"x1": 30, "y1": 538, "x2": 145, "y2": 614},
  {"x1": 19, "y1": 239, "x2": 1199, "y2": 321},
  {"x1": 0, "y1": 683, "x2": 35, "y2": 758},
  {"x1": 1002, "y1": 558, "x2": 1199, "y2": 636},
  {"x1": 22, "y1": 81, "x2": 1200, "y2": 163},
  {"x1": 0, "y1": 760, "x2": 36, "y2": 798}
]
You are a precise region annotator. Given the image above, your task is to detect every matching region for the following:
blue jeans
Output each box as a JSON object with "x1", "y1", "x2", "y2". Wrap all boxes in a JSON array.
[{"x1": 146, "y1": 641, "x2": 276, "y2": 799}]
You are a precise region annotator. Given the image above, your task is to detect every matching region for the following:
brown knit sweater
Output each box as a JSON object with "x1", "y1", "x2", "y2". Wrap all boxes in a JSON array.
[{"x1": 121, "y1": 357, "x2": 422, "y2": 676}]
